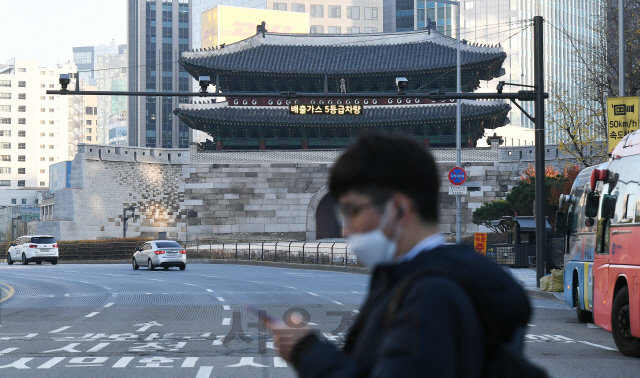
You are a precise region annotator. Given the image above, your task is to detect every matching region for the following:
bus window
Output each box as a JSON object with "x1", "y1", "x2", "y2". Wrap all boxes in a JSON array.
[{"x1": 595, "y1": 218, "x2": 610, "y2": 255}]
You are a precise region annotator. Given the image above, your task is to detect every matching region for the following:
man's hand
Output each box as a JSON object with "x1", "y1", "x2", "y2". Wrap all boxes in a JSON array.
[{"x1": 265, "y1": 319, "x2": 314, "y2": 361}]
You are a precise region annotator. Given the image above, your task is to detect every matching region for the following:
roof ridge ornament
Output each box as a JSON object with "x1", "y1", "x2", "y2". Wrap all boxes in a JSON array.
[{"x1": 257, "y1": 21, "x2": 268, "y2": 38}]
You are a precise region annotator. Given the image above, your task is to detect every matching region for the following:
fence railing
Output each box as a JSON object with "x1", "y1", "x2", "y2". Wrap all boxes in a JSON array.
[
  {"x1": 486, "y1": 238, "x2": 564, "y2": 269},
  {"x1": 0, "y1": 240, "x2": 360, "y2": 267}
]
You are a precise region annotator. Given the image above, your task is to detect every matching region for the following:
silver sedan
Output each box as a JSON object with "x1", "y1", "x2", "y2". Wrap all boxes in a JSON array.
[{"x1": 132, "y1": 240, "x2": 186, "y2": 271}]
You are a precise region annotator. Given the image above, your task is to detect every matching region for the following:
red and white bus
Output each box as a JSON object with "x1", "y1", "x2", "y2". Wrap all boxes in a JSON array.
[{"x1": 580, "y1": 129, "x2": 640, "y2": 356}]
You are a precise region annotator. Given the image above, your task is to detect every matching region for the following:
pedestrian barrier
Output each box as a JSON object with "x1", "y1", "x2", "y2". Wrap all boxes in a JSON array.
[
  {"x1": 487, "y1": 238, "x2": 564, "y2": 269},
  {"x1": 0, "y1": 239, "x2": 361, "y2": 267}
]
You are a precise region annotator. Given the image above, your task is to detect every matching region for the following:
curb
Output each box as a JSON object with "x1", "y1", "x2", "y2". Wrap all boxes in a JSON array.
[
  {"x1": 525, "y1": 288, "x2": 564, "y2": 300},
  {"x1": 207, "y1": 259, "x2": 370, "y2": 274}
]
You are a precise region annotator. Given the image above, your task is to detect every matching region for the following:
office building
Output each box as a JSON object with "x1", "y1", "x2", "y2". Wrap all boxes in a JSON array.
[
  {"x1": 73, "y1": 42, "x2": 126, "y2": 86},
  {"x1": 97, "y1": 50, "x2": 129, "y2": 145},
  {"x1": 193, "y1": 0, "x2": 384, "y2": 49},
  {"x1": 382, "y1": 0, "x2": 601, "y2": 143},
  {"x1": 128, "y1": 0, "x2": 192, "y2": 148},
  {"x1": 0, "y1": 59, "x2": 74, "y2": 190}
]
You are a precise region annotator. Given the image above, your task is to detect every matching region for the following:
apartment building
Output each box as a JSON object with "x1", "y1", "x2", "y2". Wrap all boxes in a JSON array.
[{"x1": 0, "y1": 59, "x2": 73, "y2": 189}]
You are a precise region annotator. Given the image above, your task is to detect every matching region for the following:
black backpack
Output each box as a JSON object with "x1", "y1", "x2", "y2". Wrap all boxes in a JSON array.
[{"x1": 384, "y1": 267, "x2": 549, "y2": 378}]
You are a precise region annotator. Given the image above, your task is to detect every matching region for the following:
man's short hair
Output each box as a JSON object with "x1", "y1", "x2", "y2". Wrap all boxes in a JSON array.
[{"x1": 329, "y1": 132, "x2": 440, "y2": 223}]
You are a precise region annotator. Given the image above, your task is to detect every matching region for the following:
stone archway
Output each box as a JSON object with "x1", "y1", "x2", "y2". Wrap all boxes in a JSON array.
[{"x1": 306, "y1": 185, "x2": 342, "y2": 241}]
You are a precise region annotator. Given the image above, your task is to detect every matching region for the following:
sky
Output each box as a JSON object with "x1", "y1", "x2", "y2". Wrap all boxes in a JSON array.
[{"x1": 0, "y1": 0, "x2": 127, "y2": 68}]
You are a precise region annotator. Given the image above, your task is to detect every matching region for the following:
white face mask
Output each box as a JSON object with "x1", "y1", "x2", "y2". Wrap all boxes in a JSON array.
[{"x1": 347, "y1": 202, "x2": 404, "y2": 268}]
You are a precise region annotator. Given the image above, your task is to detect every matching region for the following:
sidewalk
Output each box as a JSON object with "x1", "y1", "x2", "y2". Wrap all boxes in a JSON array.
[{"x1": 506, "y1": 267, "x2": 564, "y2": 300}]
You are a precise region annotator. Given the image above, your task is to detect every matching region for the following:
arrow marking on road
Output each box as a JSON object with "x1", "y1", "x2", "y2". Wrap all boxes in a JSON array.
[{"x1": 134, "y1": 321, "x2": 163, "y2": 332}]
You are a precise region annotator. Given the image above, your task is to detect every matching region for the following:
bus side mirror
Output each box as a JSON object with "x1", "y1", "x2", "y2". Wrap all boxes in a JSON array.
[
  {"x1": 584, "y1": 191, "x2": 600, "y2": 218},
  {"x1": 601, "y1": 194, "x2": 617, "y2": 219}
]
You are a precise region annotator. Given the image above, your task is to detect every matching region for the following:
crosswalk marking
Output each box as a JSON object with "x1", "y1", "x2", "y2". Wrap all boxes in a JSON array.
[
  {"x1": 222, "y1": 318, "x2": 231, "y2": 325},
  {"x1": 206, "y1": 289, "x2": 213, "y2": 292},
  {"x1": 85, "y1": 312, "x2": 99, "y2": 318},
  {"x1": 181, "y1": 357, "x2": 198, "y2": 367},
  {"x1": 195, "y1": 366, "x2": 213, "y2": 378},
  {"x1": 104, "y1": 303, "x2": 114, "y2": 308},
  {"x1": 223, "y1": 305, "x2": 231, "y2": 311},
  {"x1": 216, "y1": 297, "x2": 225, "y2": 302}
]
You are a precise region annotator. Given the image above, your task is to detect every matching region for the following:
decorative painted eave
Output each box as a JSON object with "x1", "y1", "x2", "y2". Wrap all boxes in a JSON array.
[{"x1": 174, "y1": 101, "x2": 511, "y2": 129}]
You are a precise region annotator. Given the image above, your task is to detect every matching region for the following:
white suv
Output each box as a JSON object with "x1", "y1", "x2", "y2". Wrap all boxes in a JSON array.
[{"x1": 7, "y1": 235, "x2": 59, "y2": 265}]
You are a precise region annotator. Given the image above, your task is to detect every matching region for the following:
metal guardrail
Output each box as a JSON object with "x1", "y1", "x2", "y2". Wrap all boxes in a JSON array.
[
  {"x1": 487, "y1": 238, "x2": 564, "y2": 269},
  {"x1": 0, "y1": 240, "x2": 360, "y2": 267}
]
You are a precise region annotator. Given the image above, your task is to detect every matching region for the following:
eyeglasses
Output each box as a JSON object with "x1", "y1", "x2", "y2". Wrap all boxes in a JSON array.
[{"x1": 334, "y1": 202, "x2": 378, "y2": 226}]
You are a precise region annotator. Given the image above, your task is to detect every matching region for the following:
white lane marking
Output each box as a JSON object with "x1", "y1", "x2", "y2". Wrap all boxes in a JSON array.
[
  {"x1": 37, "y1": 357, "x2": 65, "y2": 369},
  {"x1": 527, "y1": 324, "x2": 535, "y2": 327},
  {"x1": 185, "y1": 283, "x2": 197, "y2": 286},
  {"x1": 273, "y1": 357, "x2": 288, "y2": 367},
  {"x1": 578, "y1": 341, "x2": 617, "y2": 351},
  {"x1": 201, "y1": 275, "x2": 218, "y2": 278},
  {"x1": 80, "y1": 281, "x2": 92, "y2": 285},
  {"x1": 351, "y1": 291, "x2": 364, "y2": 294},
  {"x1": 308, "y1": 292, "x2": 319, "y2": 296},
  {"x1": 222, "y1": 318, "x2": 231, "y2": 325},
  {"x1": 195, "y1": 366, "x2": 214, "y2": 378},
  {"x1": 217, "y1": 297, "x2": 225, "y2": 302},
  {"x1": 0, "y1": 347, "x2": 18, "y2": 356},
  {"x1": 105, "y1": 274, "x2": 122, "y2": 277},
  {"x1": 284, "y1": 286, "x2": 297, "y2": 290},
  {"x1": 333, "y1": 301, "x2": 343, "y2": 305},
  {"x1": 182, "y1": 357, "x2": 198, "y2": 367},
  {"x1": 112, "y1": 293, "x2": 117, "y2": 297},
  {"x1": 112, "y1": 356, "x2": 134, "y2": 368},
  {"x1": 206, "y1": 289, "x2": 214, "y2": 292},
  {"x1": 308, "y1": 322, "x2": 319, "y2": 326},
  {"x1": 146, "y1": 293, "x2": 152, "y2": 295},
  {"x1": 212, "y1": 335, "x2": 225, "y2": 345},
  {"x1": 64, "y1": 293, "x2": 70, "y2": 297},
  {"x1": 86, "y1": 343, "x2": 109, "y2": 352},
  {"x1": 249, "y1": 280, "x2": 264, "y2": 284},
  {"x1": 149, "y1": 279, "x2": 163, "y2": 282},
  {"x1": 85, "y1": 312, "x2": 99, "y2": 318},
  {"x1": 104, "y1": 303, "x2": 114, "y2": 308},
  {"x1": 587, "y1": 323, "x2": 602, "y2": 329},
  {"x1": 223, "y1": 305, "x2": 231, "y2": 311},
  {"x1": 49, "y1": 326, "x2": 72, "y2": 333}
]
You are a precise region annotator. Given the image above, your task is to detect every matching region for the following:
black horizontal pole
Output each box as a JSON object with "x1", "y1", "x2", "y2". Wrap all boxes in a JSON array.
[{"x1": 46, "y1": 89, "x2": 547, "y2": 102}]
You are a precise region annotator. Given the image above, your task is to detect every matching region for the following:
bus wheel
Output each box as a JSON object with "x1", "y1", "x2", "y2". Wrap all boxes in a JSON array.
[
  {"x1": 612, "y1": 286, "x2": 640, "y2": 357},
  {"x1": 574, "y1": 278, "x2": 592, "y2": 323}
]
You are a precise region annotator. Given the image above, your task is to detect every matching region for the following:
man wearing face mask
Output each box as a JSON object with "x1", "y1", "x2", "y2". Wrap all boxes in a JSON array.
[{"x1": 267, "y1": 133, "x2": 537, "y2": 377}]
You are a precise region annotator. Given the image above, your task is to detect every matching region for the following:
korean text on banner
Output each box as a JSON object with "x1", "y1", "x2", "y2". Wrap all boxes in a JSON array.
[
  {"x1": 474, "y1": 233, "x2": 487, "y2": 256},
  {"x1": 607, "y1": 96, "x2": 640, "y2": 152}
]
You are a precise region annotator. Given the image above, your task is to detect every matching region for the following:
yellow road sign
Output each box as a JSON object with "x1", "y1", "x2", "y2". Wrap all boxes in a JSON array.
[{"x1": 607, "y1": 96, "x2": 640, "y2": 152}]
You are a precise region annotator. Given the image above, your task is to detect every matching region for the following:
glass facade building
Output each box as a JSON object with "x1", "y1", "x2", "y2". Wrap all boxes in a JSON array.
[
  {"x1": 128, "y1": 0, "x2": 192, "y2": 148},
  {"x1": 383, "y1": 0, "x2": 602, "y2": 143}
]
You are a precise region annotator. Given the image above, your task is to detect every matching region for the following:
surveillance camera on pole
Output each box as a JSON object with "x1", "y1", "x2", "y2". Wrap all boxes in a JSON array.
[
  {"x1": 396, "y1": 77, "x2": 408, "y2": 94},
  {"x1": 199, "y1": 76, "x2": 211, "y2": 94},
  {"x1": 59, "y1": 74, "x2": 71, "y2": 91}
]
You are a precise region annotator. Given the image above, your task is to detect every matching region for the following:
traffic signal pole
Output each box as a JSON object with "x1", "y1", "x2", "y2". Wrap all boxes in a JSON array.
[{"x1": 534, "y1": 16, "x2": 546, "y2": 287}]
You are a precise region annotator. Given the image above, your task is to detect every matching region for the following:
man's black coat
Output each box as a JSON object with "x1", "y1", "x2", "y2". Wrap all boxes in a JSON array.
[{"x1": 290, "y1": 245, "x2": 532, "y2": 378}]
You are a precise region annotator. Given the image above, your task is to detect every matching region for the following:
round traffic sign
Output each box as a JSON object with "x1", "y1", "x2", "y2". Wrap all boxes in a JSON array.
[{"x1": 448, "y1": 167, "x2": 467, "y2": 185}]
